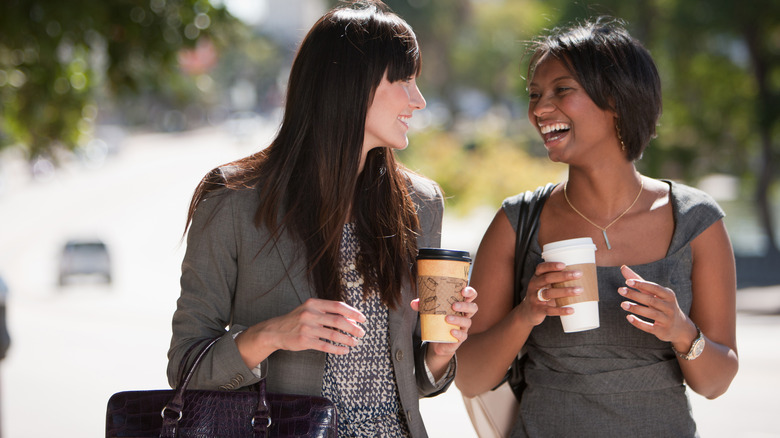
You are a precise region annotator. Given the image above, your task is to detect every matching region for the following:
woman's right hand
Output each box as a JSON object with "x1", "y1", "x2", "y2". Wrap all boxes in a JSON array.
[
  {"x1": 236, "y1": 298, "x2": 366, "y2": 368},
  {"x1": 519, "y1": 261, "x2": 584, "y2": 326}
]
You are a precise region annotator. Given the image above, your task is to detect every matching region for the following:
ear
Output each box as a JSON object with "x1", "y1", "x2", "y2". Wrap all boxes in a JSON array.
[{"x1": 607, "y1": 96, "x2": 618, "y2": 117}]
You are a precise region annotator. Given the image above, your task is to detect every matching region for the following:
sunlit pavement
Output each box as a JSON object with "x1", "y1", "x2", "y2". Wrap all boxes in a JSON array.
[{"x1": 0, "y1": 126, "x2": 778, "y2": 437}]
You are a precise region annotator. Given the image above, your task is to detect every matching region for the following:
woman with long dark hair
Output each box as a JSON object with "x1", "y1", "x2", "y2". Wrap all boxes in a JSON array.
[{"x1": 167, "y1": 2, "x2": 477, "y2": 436}]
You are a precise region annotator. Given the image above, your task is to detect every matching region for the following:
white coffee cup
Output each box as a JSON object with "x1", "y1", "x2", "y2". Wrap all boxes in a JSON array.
[{"x1": 542, "y1": 238, "x2": 599, "y2": 333}]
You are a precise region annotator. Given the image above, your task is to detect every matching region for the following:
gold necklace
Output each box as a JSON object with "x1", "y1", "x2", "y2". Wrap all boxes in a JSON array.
[{"x1": 563, "y1": 178, "x2": 644, "y2": 250}]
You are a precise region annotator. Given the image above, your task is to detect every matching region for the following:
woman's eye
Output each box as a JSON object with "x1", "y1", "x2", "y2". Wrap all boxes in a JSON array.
[{"x1": 528, "y1": 92, "x2": 540, "y2": 100}]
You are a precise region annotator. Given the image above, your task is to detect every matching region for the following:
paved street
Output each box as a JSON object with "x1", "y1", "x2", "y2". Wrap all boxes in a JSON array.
[{"x1": 0, "y1": 126, "x2": 778, "y2": 437}]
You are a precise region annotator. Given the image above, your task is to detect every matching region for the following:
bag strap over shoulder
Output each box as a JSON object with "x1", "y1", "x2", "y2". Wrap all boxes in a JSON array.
[
  {"x1": 505, "y1": 183, "x2": 555, "y2": 401},
  {"x1": 513, "y1": 183, "x2": 555, "y2": 306}
]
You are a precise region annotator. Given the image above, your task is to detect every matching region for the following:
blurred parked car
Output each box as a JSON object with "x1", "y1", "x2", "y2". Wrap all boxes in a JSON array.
[{"x1": 58, "y1": 239, "x2": 112, "y2": 286}]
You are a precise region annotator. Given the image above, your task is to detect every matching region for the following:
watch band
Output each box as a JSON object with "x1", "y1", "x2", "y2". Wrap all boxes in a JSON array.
[{"x1": 672, "y1": 324, "x2": 705, "y2": 360}]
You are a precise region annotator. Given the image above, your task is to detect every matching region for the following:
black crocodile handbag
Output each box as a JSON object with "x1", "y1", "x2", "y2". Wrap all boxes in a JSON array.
[{"x1": 105, "y1": 338, "x2": 338, "y2": 438}]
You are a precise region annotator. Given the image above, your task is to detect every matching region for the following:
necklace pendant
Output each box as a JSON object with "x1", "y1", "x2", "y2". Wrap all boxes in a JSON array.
[{"x1": 602, "y1": 230, "x2": 612, "y2": 250}]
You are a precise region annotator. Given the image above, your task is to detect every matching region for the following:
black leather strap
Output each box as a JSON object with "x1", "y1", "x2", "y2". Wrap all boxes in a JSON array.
[
  {"x1": 506, "y1": 183, "x2": 555, "y2": 401},
  {"x1": 513, "y1": 183, "x2": 556, "y2": 306}
]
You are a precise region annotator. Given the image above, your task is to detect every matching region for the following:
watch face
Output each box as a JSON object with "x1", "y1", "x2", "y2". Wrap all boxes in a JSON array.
[{"x1": 692, "y1": 338, "x2": 705, "y2": 357}]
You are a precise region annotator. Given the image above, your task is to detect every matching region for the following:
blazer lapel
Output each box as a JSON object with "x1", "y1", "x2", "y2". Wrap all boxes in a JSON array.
[{"x1": 269, "y1": 230, "x2": 314, "y2": 305}]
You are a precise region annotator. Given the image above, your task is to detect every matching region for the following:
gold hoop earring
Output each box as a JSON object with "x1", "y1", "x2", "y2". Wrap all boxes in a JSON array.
[{"x1": 616, "y1": 123, "x2": 626, "y2": 151}]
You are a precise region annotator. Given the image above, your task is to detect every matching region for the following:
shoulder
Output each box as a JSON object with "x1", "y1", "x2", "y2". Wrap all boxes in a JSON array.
[
  {"x1": 191, "y1": 174, "x2": 259, "y2": 232},
  {"x1": 501, "y1": 183, "x2": 558, "y2": 229},
  {"x1": 667, "y1": 180, "x2": 725, "y2": 220},
  {"x1": 402, "y1": 169, "x2": 444, "y2": 215},
  {"x1": 403, "y1": 169, "x2": 442, "y2": 201}
]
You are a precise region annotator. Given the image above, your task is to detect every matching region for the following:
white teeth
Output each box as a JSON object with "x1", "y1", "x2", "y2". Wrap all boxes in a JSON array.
[{"x1": 540, "y1": 123, "x2": 570, "y2": 135}]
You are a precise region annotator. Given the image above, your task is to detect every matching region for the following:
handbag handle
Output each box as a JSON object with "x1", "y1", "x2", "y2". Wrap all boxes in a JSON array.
[{"x1": 161, "y1": 337, "x2": 272, "y2": 437}]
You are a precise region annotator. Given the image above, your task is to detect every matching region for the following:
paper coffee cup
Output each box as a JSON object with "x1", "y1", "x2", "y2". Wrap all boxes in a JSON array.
[
  {"x1": 541, "y1": 238, "x2": 600, "y2": 333},
  {"x1": 416, "y1": 248, "x2": 471, "y2": 343}
]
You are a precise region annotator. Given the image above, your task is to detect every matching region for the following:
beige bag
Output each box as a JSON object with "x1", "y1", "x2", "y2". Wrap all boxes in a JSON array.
[{"x1": 461, "y1": 381, "x2": 520, "y2": 438}]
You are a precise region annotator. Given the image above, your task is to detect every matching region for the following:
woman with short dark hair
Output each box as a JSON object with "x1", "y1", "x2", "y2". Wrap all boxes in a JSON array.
[{"x1": 457, "y1": 18, "x2": 737, "y2": 437}]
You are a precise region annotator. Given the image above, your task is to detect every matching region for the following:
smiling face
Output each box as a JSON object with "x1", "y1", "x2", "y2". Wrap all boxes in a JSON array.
[
  {"x1": 361, "y1": 73, "x2": 426, "y2": 167},
  {"x1": 527, "y1": 56, "x2": 618, "y2": 164}
]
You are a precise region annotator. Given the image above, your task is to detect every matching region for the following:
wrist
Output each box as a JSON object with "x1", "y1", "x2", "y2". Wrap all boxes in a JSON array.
[
  {"x1": 672, "y1": 321, "x2": 705, "y2": 360},
  {"x1": 236, "y1": 324, "x2": 275, "y2": 368}
]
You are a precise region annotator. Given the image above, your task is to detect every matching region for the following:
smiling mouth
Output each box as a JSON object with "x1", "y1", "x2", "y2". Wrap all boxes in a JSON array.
[{"x1": 539, "y1": 122, "x2": 570, "y2": 143}]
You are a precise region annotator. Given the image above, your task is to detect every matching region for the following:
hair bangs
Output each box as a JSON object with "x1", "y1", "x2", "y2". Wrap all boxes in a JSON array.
[{"x1": 384, "y1": 18, "x2": 422, "y2": 82}]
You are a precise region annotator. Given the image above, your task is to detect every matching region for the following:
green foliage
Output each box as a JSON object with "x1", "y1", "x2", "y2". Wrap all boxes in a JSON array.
[
  {"x1": 0, "y1": 0, "x2": 242, "y2": 160},
  {"x1": 398, "y1": 126, "x2": 565, "y2": 215}
]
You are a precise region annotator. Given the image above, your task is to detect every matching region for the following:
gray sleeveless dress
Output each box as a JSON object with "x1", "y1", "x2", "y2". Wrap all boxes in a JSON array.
[{"x1": 502, "y1": 181, "x2": 724, "y2": 438}]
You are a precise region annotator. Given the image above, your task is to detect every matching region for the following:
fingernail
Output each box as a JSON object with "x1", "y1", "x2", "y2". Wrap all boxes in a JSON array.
[
  {"x1": 618, "y1": 287, "x2": 627, "y2": 296},
  {"x1": 570, "y1": 270, "x2": 582, "y2": 278},
  {"x1": 626, "y1": 279, "x2": 635, "y2": 287},
  {"x1": 621, "y1": 302, "x2": 630, "y2": 310},
  {"x1": 573, "y1": 287, "x2": 583, "y2": 294}
]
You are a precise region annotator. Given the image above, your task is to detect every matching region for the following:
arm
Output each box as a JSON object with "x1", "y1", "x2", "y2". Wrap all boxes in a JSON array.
[
  {"x1": 168, "y1": 190, "x2": 366, "y2": 390},
  {"x1": 678, "y1": 219, "x2": 738, "y2": 397},
  {"x1": 454, "y1": 209, "x2": 580, "y2": 397},
  {"x1": 168, "y1": 191, "x2": 245, "y2": 389},
  {"x1": 619, "y1": 219, "x2": 738, "y2": 399},
  {"x1": 406, "y1": 177, "x2": 474, "y2": 392}
]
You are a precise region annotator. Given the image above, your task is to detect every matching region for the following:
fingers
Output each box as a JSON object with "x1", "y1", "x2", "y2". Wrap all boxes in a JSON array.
[
  {"x1": 620, "y1": 264, "x2": 644, "y2": 282},
  {"x1": 534, "y1": 261, "x2": 567, "y2": 277},
  {"x1": 526, "y1": 263, "x2": 583, "y2": 318},
  {"x1": 617, "y1": 271, "x2": 690, "y2": 342},
  {"x1": 281, "y1": 299, "x2": 366, "y2": 355},
  {"x1": 310, "y1": 298, "x2": 367, "y2": 323}
]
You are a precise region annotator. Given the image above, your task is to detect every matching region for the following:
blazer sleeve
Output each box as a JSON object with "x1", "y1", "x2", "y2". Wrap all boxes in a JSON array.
[
  {"x1": 405, "y1": 172, "x2": 456, "y2": 397},
  {"x1": 167, "y1": 189, "x2": 259, "y2": 390}
]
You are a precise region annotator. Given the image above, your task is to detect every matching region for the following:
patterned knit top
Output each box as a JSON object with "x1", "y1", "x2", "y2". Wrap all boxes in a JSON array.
[{"x1": 321, "y1": 223, "x2": 411, "y2": 437}]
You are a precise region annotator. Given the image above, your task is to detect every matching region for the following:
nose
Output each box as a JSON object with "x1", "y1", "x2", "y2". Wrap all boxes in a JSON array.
[
  {"x1": 411, "y1": 84, "x2": 426, "y2": 111},
  {"x1": 531, "y1": 94, "x2": 555, "y2": 118}
]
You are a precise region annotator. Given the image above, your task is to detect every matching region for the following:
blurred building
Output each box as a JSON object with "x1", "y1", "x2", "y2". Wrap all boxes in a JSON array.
[
  {"x1": 260, "y1": 0, "x2": 327, "y2": 47},
  {"x1": 225, "y1": 0, "x2": 326, "y2": 47}
]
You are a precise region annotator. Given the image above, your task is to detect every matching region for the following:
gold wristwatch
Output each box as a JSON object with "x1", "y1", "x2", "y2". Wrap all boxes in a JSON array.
[{"x1": 672, "y1": 325, "x2": 705, "y2": 360}]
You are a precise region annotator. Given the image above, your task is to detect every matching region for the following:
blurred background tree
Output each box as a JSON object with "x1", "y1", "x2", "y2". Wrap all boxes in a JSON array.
[
  {"x1": 0, "y1": 0, "x2": 244, "y2": 162},
  {"x1": 1, "y1": 0, "x2": 778, "y2": 254}
]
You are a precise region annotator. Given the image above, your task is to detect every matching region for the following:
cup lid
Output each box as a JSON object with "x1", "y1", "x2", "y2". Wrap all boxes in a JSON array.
[
  {"x1": 417, "y1": 248, "x2": 472, "y2": 262},
  {"x1": 542, "y1": 237, "x2": 597, "y2": 253}
]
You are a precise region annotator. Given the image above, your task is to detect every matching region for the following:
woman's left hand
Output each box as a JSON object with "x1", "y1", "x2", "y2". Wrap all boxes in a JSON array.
[
  {"x1": 618, "y1": 265, "x2": 694, "y2": 344},
  {"x1": 411, "y1": 286, "x2": 478, "y2": 356}
]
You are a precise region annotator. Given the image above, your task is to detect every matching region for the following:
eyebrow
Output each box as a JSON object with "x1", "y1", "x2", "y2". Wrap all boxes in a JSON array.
[{"x1": 529, "y1": 75, "x2": 577, "y2": 87}]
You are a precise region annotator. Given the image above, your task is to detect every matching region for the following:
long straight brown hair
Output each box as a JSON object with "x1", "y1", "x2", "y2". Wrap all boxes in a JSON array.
[{"x1": 185, "y1": 1, "x2": 422, "y2": 309}]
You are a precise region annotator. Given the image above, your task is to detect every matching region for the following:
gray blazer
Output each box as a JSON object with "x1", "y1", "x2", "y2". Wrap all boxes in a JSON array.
[{"x1": 167, "y1": 170, "x2": 450, "y2": 438}]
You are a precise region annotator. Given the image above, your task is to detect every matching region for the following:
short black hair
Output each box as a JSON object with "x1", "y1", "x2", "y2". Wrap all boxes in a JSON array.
[{"x1": 527, "y1": 17, "x2": 661, "y2": 160}]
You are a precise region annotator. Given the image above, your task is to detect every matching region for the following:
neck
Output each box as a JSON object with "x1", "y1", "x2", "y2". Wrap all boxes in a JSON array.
[{"x1": 565, "y1": 165, "x2": 642, "y2": 218}]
